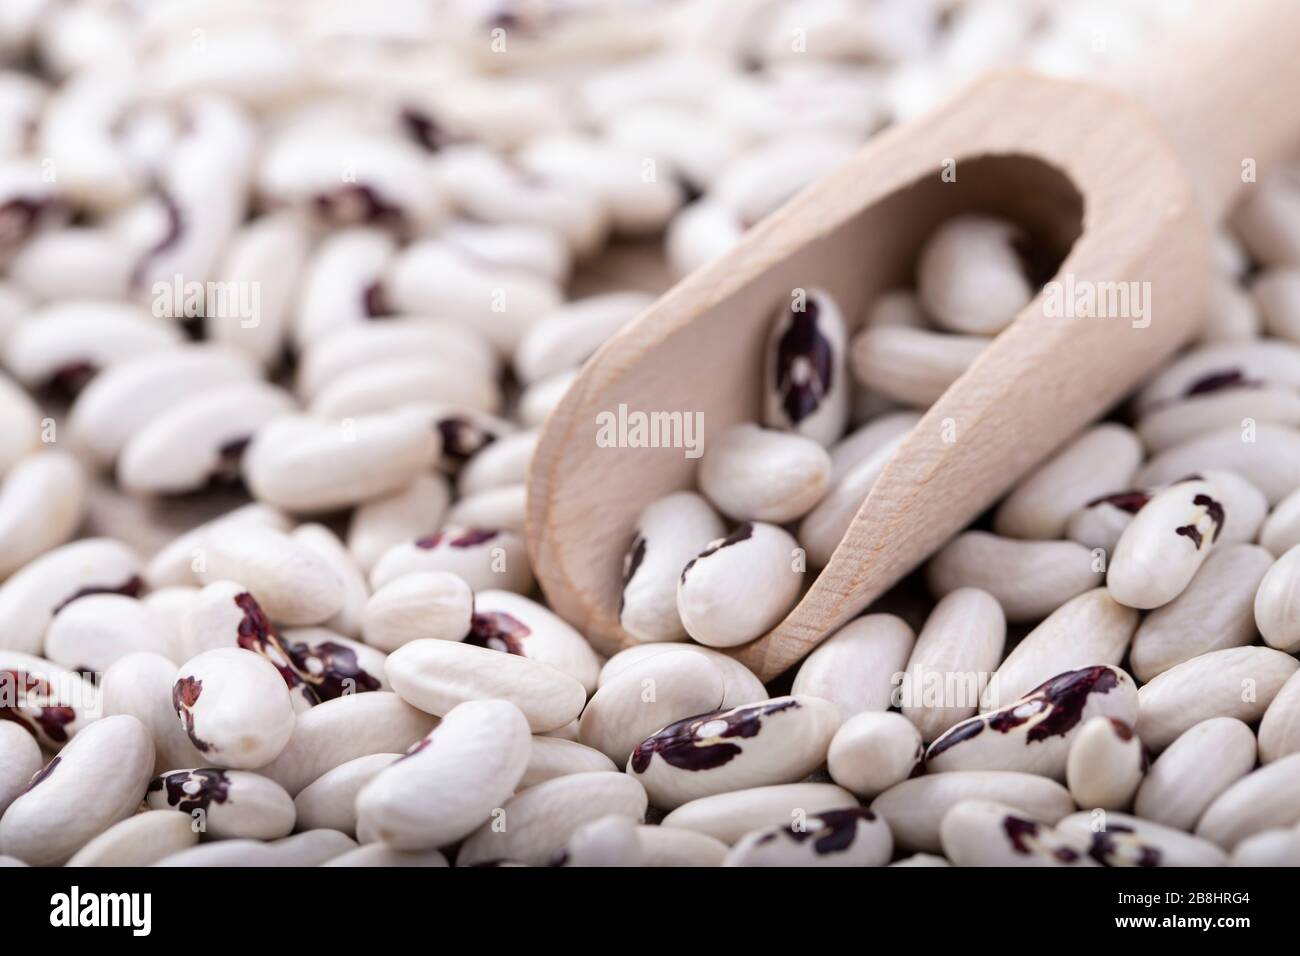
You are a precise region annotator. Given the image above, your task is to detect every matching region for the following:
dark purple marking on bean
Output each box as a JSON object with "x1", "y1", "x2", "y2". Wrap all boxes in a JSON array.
[
  {"x1": 487, "y1": 6, "x2": 521, "y2": 30},
  {"x1": 282, "y1": 637, "x2": 382, "y2": 700},
  {"x1": 131, "y1": 189, "x2": 183, "y2": 289},
  {"x1": 400, "y1": 108, "x2": 452, "y2": 154},
  {"x1": 924, "y1": 716, "x2": 985, "y2": 760},
  {"x1": 233, "y1": 592, "x2": 273, "y2": 650},
  {"x1": 629, "y1": 698, "x2": 799, "y2": 775},
  {"x1": 1085, "y1": 490, "x2": 1150, "y2": 514},
  {"x1": 51, "y1": 576, "x2": 144, "y2": 615},
  {"x1": 313, "y1": 184, "x2": 404, "y2": 228},
  {"x1": 1002, "y1": 815, "x2": 1040, "y2": 855},
  {"x1": 149, "y1": 768, "x2": 231, "y2": 814},
  {"x1": 362, "y1": 280, "x2": 390, "y2": 318},
  {"x1": 1003, "y1": 813, "x2": 1079, "y2": 862},
  {"x1": 619, "y1": 534, "x2": 647, "y2": 616},
  {"x1": 22, "y1": 756, "x2": 60, "y2": 794},
  {"x1": 451, "y1": 528, "x2": 500, "y2": 547},
  {"x1": 680, "y1": 522, "x2": 753, "y2": 583},
  {"x1": 773, "y1": 298, "x2": 834, "y2": 426},
  {"x1": 1175, "y1": 493, "x2": 1223, "y2": 549},
  {"x1": 1182, "y1": 369, "x2": 1259, "y2": 398},
  {"x1": 929, "y1": 666, "x2": 1120, "y2": 760},
  {"x1": 1086, "y1": 830, "x2": 1161, "y2": 868},
  {"x1": 211, "y1": 435, "x2": 251, "y2": 484},
  {"x1": 0, "y1": 671, "x2": 78, "y2": 745},
  {"x1": 1199, "y1": 493, "x2": 1224, "y2": 542},
  {"x1": 398, "y1": 733, "x2": 434, "y2": 763},
  {"x1": 414, "y1": 529, "x2": 499, "y2": 550},
  {"x1": 437, "y1": 417, "x2": 496, "y2": 468},
  {"x1": 233, "y1": 593, "x2": 321, "y2": 704},
  {"x1": 994, "y1": 666, "x2": 1119, "y2": 743},
  {"x1": 173, "y1": 675, "x2": 210, "y2": 752},
  {"x1": 777, "y1": 807, "x2": 876, "y2": 856},
  {"x1": 1109, "y1": 718, "x2": 1134, "y2": 741},
  {"x1": 1003, "y1": 665, "x2": 1118, "y2": 738},
  {"x1": 46, "y1": 361, "x2": 98, "y2": 399},
  {"x1": 465, "y1": 611, "x2": 531, "y2": 656},
  {"x1": 0, "y1": 195, "x2": 55, "y2": 248}
]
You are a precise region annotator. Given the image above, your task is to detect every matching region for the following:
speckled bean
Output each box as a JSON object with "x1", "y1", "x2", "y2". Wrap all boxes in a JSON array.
[
  {"x1": 677, "y1": 521, "x2": 803, "y2": 648},
  {"x1": 762, "y1": 290, "x2": 850, "y2": 447},
  {"x1": 628, "y1": 695, "x2": 840, "y2": 809},
  {"x1": 926, "y1": 666, "x2": 1138, "y2": 779},
  {"x1": 724, "y1": 807, "x2": 891, "y2": 867},
  {"x1": 619, "y1": 491, "x2": 725, "y2": 644},
  {"x1": 940, "y1": 801, "x2": 1095, "y2": 867},
  {"x1": 147, "y1": 768, "x2": 295, "y2": 840},
  {"x1": 1106, "y1": 477, "x2": 1225, "y2": 609}
]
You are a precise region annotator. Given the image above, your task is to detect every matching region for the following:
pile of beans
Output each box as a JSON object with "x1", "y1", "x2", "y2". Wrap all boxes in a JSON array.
[{"x1": 7, "y1": 0, "x2": 1299, "y2": 869}]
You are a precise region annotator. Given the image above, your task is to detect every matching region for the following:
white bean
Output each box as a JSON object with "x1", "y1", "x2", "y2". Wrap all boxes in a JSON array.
[
  {"x1": 385, "y1": 639, "x2": 586, "y2": 733},
  {"x1": 1065, "y1": 717, "x2": 1144, "y2": 810},
  {"x1": 619, "y1": 491, "x2": 725, "y2": 644},
  {"x1": 1134, "y1": 717, "x2": 1257, "y2": 832},
  {"x1": 0, "y1": 714, "x2": 154, "y2": 866},
  {"x1": 791, "y1": 614, "x2": 915, "y2": 720},
  {"x1": 358, "y1": 699, "x2": 531, "y2": 849},
  {"x1": 1136, "y1": 646, "x2": 1299, "y2": 750},
  {"x1": 677, "y1": 521, "x2": 803, "y2": 648},
  {"x1": 827, "y1": 711, "x2": 924, "y2": 798},
  {"x1": 456, "y1": 771, "x2": 647, "y2": 867}
]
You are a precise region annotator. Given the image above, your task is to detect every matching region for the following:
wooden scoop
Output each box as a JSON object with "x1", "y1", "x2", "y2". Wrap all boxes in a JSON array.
[{"x1": 527, "y1": 1, "x2": 1300, "y2": 680}]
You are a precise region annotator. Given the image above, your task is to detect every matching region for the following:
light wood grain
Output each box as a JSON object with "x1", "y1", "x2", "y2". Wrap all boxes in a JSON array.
[{"x1": 527, "y1": 2, "x2": 1300, "y2": 680}]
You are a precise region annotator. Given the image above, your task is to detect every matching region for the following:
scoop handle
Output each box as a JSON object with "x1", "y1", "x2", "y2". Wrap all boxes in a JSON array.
[{"x1": 1117, "y1": 0, "x2": 1300, "y2": 222}]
